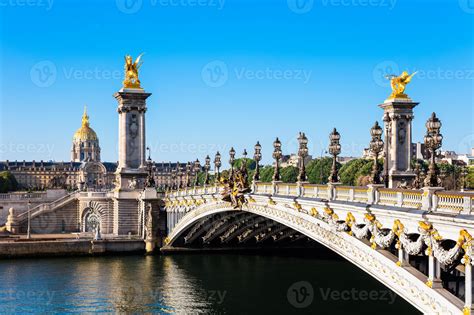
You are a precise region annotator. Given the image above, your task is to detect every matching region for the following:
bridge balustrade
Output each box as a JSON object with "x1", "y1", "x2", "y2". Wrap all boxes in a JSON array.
[{"x1": 165, "y1": 182, "x2": 474, "y2": 213}]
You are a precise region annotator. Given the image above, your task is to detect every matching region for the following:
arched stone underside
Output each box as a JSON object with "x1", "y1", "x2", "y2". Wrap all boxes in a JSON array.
[
  {"x1": 169, "y1": 210, "x2": 315, "y2": 248},
  {"x1": 165, "y1": 200, "x2": 463, "y2": 314}
]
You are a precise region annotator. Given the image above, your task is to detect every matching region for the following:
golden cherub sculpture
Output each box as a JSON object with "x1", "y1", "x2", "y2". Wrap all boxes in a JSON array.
[
  {"x1": 122, "y1": 53, "x2": 144, "y2": 89},
  {"x1": 386, "y1": 71, "x2": 417, "y2": 100}
]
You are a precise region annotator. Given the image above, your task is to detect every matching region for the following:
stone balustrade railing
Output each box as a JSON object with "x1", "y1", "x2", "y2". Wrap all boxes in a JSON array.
[
  {"x1": 16, "y1": 191, "x2": 79, "y2": 221},
  {"x1": 0, "y1": 192, "x2": 47, "y2": 200},
  {"x1": 166, "y1": 182, "x2": 474, "y2": 214}
]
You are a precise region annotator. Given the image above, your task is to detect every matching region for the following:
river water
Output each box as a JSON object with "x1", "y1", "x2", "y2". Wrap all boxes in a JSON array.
[{"x1": 0, "y1": 253, "x2": 419, "y2": 314}]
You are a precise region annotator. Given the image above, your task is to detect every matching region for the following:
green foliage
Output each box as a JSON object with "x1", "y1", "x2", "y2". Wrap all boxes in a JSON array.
[
  {"x1": 196, "y1": 172, "x2": 215, "y2": 186},
  {"x1": 338, "y1": 159, "x2": 373, "y2": 186},
  {"x1": 467, "y1": 167, "x2": 474, "y2": 189},
  {"x1": 0, "y1": 171, "x2": 18, "y2": 193},
  {"x1": 281, "y1": 166, "x2": 299, "y2": 183},
  {"x1": 259, "y1": 166, "x2": 274, "y2": 183},
  {"x1": 233, "y1": 158, "x2": 256, "y2": 171},
  {"x1": 306, "y1": 157, "x2": 336, "y2": 184}
]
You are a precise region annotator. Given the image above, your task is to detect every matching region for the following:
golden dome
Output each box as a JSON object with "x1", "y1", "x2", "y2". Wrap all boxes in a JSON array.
[{"x1": 73, "y1": 106, "x2": 98, "y2": 141}]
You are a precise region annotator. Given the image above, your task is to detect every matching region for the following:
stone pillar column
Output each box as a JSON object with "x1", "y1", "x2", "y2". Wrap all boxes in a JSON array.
[
  {"x1": 113, "y1": 87, "x2": 151, "y2": 236},
  {"x1": 379, "y1": 99, "x2": 418, "y2": 188}
]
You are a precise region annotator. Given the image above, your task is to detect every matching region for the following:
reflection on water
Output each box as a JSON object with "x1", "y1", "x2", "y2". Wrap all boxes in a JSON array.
[{"x1": 0, "y1": 254, "x2": 419, "y2": 314}]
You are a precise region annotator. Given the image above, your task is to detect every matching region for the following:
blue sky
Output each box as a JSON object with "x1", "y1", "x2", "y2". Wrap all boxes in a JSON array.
[{"x1": 0, "y1": 0, "x2": 473, "y2": 166}]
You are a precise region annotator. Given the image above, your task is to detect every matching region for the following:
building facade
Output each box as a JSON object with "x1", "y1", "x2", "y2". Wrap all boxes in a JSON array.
[{"x1": 0, "y1": 109, "x2": 194, "y2": 191}]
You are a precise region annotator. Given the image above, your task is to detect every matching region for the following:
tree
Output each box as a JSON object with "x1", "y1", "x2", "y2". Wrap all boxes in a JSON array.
[
  {"x1": 306, "y1": 157, "x2": 337, "y2": 184},
  {"x1": 0, "y1": 171, "x2": 18, "y2": 193},
  {"x1": 259, "y1": 166, "x2": 274, "y2": 183},
  {"x1": 281, "y1": 166, "x2": 298, "y2": 183},
  {"x1": 339, "y1": 159, "x2": 373, "y2": 186},
  {"x1": 467, "y1": 167, "x2": 474, "y2": 190},
  {"x1": 233, "y1": 158, "x2": 256, "y2": 171}
]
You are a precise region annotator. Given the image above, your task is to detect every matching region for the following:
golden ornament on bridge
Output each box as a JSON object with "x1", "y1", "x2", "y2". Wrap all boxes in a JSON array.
[
  {"x1": 122, "y1": 53, "x2": 144, "y2": 89},
  {"x1": 386, "y1": 71, "x2": 417, "y2": 100}
]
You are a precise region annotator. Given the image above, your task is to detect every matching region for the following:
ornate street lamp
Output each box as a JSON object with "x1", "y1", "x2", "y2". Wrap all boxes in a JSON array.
[
  {"x1": 369, "y1": 122, "x2": 384, "y2": 185},
  {"x1": 272, "y1": 137, "x2": 282, "y2": 181},
  {"x1": 229, "y1": 147, "x2": 236, "y2": 178},
  {"x1": 242, "y1": 149, "x2": 248, "y2": 170},
  {"x1": 185, "y1": 162, "x2": 192, "y2": 187},
  {"x1": 297, "y1": 132, "x2": 309, "y2": 182},
  {"x1": 193, "y1": 159, "x2": 201, "y2": 187},
  {"x1": 253, "y1": 142, "x2": 262, "y2": 181},
  {"x1": 328, "y1": 128, "x2": 341, "y2": 183},
  {"x1": 424, "y1": 112, "x2": 443, "y2": 187},
  {"x1": 145, "y1": 148, "x2": 156, "y2": 188},
  {"x1": 214, "y1": 152, "x2": 221, "y2": 183},
  {"x1": 204, "y1": 155, "x2": 211, "y2": 185},
  {"x1": 460, "y1": 167, "x2": 469, "y2": 191}
]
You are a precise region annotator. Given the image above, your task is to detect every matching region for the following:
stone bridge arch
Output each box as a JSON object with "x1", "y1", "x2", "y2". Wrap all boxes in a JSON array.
[{"x1": 164, "y1": 200, "x2": 463, "y2": 314}]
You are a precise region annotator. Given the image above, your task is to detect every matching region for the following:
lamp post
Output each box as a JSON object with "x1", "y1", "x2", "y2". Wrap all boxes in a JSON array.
[
  {"x1": 214, "y1": 152, "x2": 221, "y2": 183},
  {"x1": 460, "y1": 167, "x2": 468, "y2": 192},
  {"x1": 27, "y1": 200, "x2": 31, "y2": 239},
  {"x1": 185, "y1": 162, "x2": 192, "y2": 187},
  {"x1": 229, "y1": 147, "x2": 236, "y2": 179},
  {"x1": 242, "y1": 149, "x2": 248, "y2": 169},
  {"x1": 328, "y1": 128, "x2": 341, "y2": 183},
  {"x1": 369, "y1": 121, "x2": 384, "y2": 185},
  {"x1": 424, "y1": 113, "x2": 443, "y2": 187},
  {"x1": 193, "y1": 159, "x2": 201, "y2": 187},
  {"x1": 253, "y1": 142, "x2": 262, "y2": 181},
  {"x1": 272, "y1": 137, "x2": 282, "y2": 181},
  {"x1": 204, "y1": 155, "x2": 211, "y2": 185},
  {"x1": 297, "y1": 132, "x2": 309, "y2": 182}
]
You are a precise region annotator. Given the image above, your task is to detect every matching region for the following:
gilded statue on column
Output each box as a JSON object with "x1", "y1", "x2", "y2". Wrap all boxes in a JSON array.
[
  {"x1": 386, "y1": 71, "x2": 417, "y2": 100},
  {"x1": 123, "y1": 53, "x2": 144, "y2": 89}
]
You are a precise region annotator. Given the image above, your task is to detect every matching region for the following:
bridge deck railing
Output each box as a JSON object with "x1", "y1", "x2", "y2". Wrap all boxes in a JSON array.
[{"x1": 166, "y1": 182, "x2": 474, "y2": 214}]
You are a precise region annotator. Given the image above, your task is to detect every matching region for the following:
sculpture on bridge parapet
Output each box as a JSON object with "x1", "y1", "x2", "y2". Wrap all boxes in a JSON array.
[{"x1": 220, "y1": 170, "x2": 250, "y2": 209}]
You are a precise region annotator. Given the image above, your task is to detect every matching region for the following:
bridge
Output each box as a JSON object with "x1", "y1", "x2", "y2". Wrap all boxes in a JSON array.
[
  {"x1": 1, "y1": 59, "x2": 472, "y2": 313},
  {"x1": 163, "y1": 181, "x2": 474, "y2": 314}
]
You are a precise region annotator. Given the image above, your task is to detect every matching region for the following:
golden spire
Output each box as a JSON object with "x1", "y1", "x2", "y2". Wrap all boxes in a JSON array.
[
  {"x1": 81, "y1": 105, "x2": 90, "y2": 127},
  {"x1": 73, "y1": 105, "x2": 97, "y2": 141}
]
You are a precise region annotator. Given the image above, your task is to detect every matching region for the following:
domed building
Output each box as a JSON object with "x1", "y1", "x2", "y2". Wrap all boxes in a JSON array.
[
  {"x1": 0, "y1": 106, "x2": 194, "y2": 191},
  {"x1": 71, "y1": 107, "x2": 101, "y2": 162}
]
